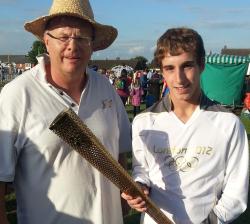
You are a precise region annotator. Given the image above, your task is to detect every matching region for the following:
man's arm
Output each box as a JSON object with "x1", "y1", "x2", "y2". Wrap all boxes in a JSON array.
[
  {"x1": 118, "y1": 153, "x2": 131, "y2": 216},
  {"x1": 0, "y1": 182, "x2": 10, "y2": 224}
]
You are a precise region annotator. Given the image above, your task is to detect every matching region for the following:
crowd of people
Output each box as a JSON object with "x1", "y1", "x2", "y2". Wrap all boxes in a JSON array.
[
  {"x1": 97, "y1": 67, "x2": 166, "y2": 117},
  {"x1": 0, "y1": 64, "x2": 22, "y2": 82},
  {"x1": 0, "y1": 0, "x2": 248, "y2": 224}
]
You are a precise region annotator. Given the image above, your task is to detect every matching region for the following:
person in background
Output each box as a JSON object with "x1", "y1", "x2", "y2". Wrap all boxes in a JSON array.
[
  {"x1": 0, "y1": 1, "x2": 131, "y2": 224},
  {"x1": 122, "y1": 27, "x2": 249, "y2": 224},
  {"x1": 147, "y1": 70, "x2": 163, "y2": 102},
  {"x1": 133, "y1": 70, "x2": 142, "y2": 81},
  {"x1": 109, "y1": 71, "x2": 116, "y2": 86},
  {"x1": 140, "y1": 70, "x2": 148, "y2": 102},
  {"x1": 145, "y1": 89, "x2": 156, "y2": 108},
  {"x1": 161, "y1": 79, "x2": 169, "y2": 98},
  {"x1": 146, "y1": 69, "x2": 154, "y2": 80},
  {"x1": 130, "y1": 78, "x2": 144, "y2": 117},
  {"x1": 115, "y1": 68, "x2": 130, "y2": 105}
]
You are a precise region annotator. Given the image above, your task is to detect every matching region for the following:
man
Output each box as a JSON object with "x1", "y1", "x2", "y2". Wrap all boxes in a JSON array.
[
  {"x1": 122, "y1": 28, "x2": 249, "y2": 224},
  {"x1": 0, "y1": 0, "x2": 131, "y2": 224}
]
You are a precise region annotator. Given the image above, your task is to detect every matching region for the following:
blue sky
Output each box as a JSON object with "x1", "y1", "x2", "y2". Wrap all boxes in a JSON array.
[{"x1": 1, "y1": 0, "x2": 250, "y2": 61}]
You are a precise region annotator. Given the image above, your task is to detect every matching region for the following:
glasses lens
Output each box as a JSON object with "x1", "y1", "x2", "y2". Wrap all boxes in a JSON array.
[{"x1": 47, "y1": 33, "x2": 91, "y2": 46}]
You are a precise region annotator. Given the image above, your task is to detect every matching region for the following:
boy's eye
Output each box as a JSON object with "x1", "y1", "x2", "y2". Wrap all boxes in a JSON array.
[
  {"x1": 164, "y1": 67, "x2": 174, "y2": 72},
  {"x1": 183, "y1": 63, "x2": 195, "y2": 69}
]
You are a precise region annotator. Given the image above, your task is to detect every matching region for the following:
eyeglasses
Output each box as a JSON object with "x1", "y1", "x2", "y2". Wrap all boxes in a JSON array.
[{"x1": 46, "y1": 32, "x2": 92, "y2": 46}]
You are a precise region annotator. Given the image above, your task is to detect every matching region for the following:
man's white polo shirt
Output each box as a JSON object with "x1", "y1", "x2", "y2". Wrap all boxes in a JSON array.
[{"x1": 0, "y1": 54, "x2": 131, "y2": 224}]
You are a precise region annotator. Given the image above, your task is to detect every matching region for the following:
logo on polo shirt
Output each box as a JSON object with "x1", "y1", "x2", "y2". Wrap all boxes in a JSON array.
[{"x1": 102, "y1": 99, "x2": 112, "y2": 109}]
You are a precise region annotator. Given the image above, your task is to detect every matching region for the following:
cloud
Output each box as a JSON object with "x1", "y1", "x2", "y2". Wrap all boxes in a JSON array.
[
  {"x1": 92, "y1": 39, "x2": 155, "y2": 61},
  {"x1": 185, "y1": 6, "x2": 211, "y2": 15},
  {"x1": 147, "y1": 0, "x2": 177, "y2": 3},
  {"x1": 128, "y1": 46, "x2": 145, "y2": 54},
  {"x1": 224, "y1": 7, "x2": 250, "y2": 14},
  {"x1": 150, "y1": 45, "x2": 156, "y2": 52},
  {"x1": 0, "y1": 18, "x2": 24, "y2": 29},
  {"x1": 0, "y1": 30, "x2": 34, "y2": 55},
  {"x1": 186, "y1": 5, "x2": 250, "y2": 19},
  {"x1": 199, "y1": 20, "x2": 250, "y2": 30},
  {"x1": 0, "y1": 0, "x2": 17, "y2": 3}
]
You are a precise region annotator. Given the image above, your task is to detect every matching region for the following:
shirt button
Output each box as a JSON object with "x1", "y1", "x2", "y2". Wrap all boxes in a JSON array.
[
  {"x1": 71, "y1": 103, "x2": 76, "y2": 107},
  {"x1": 60, "y1": 91, "x2": 64, "y2": 95}
]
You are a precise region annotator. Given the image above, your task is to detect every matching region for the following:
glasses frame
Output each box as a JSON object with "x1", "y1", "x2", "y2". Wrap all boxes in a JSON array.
[{"x1": 46, "y1": 32, "x2": 92, "y2": 46}]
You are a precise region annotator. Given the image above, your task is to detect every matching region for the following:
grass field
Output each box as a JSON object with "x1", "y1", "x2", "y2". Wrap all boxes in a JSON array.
[{"x1": 4, "y1": 104, "x2": 250, "y2": 224}]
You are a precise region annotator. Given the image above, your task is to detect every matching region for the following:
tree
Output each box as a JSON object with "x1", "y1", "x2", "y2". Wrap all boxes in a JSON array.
[
  {"x1": 27, "y1": 40, "x2": 47, "y2": 65},
  {"x1": 149, "y1": 57, "x2": 160, "y2": 69},
  {"x1": 131, "y1": 56, "x2": 148, "y2": 70}
]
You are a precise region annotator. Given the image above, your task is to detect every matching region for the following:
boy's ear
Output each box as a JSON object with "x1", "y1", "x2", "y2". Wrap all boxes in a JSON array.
[{"x1": 199, "y1": 58, "x2": 205, "y2": 72}]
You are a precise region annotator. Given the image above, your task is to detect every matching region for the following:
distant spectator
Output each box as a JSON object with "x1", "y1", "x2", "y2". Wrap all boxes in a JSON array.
[
  {"x1": 145, "y1": 89, "x2": 156, "y2": 108},
  {"x1": 140, "y1": 71, "x2": 148, "y2": 102},
  {"x1": 130, "y1": 78, "x2": 144, "y2": 117},
  {"x1": 147, "y1": 69, "x2": 154, "y2": 80},
  {"x1": 161, "y1": 79, "x2": 169, "y2": 97},
  {"x1": 147, "y1": 70, "x2": 163, "y2": 101},
  {"x1": 115, "y1": 69, "x2": 129, "y2": 105},
  {"x1": 90, "y1": 64, "x2": 98, "y2": 71},
  {"x1": 109, "y1": 72, "x2": 116, "y2": 85},
  {"x1": 133, "y1": 70, "x2": 142, "y2": 81}
]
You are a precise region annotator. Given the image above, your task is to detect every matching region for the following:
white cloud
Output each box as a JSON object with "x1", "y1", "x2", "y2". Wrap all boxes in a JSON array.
[
  {"x1": 0, "y1": 0, "x2": 17, "y2": 3},
  {"x1": 150, "y1": 45, "x2": 156, "y2": 52},
  {"x1": 199, "y1": 20, "x2": 250, "y2": 29},
  {"x1": 224, "y1": 7, "x2": 250, "y2": 14},
  {"x1": 128, "y1": 46, "x2": 145, "y2": 54},
  {"x1": 92, "y1": 39, "x2": 155, "y2": 61}
]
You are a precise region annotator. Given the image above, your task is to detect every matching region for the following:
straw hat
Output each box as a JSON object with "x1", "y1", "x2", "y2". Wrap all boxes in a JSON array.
[{"x1": 24, "y1": 0, "x2": 118, "y2": 51}]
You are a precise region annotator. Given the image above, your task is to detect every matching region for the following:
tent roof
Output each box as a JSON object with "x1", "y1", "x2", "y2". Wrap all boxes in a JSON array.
[{"x1": 206, "y1": 54, "x2": 250, "y2": 64}]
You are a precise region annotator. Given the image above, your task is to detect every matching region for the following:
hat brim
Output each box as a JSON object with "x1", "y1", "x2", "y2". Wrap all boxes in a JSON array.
[{"x1": 24, "y1": 13, "x2": 118, "y2": 51}]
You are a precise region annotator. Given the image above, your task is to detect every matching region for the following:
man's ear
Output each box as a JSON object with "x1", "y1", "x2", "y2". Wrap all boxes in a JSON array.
[{"x1": 43, "y1": 33, "x2": 49, "y2": 52}]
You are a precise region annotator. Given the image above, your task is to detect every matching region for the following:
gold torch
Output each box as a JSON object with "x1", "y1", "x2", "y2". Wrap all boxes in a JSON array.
[{"x1": 49, "y1": 108, "x2": 172, "y2": 224}]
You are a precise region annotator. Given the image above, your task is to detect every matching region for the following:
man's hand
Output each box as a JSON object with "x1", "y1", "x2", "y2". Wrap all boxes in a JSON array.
[{"x1": 121, "y1": 183, "x2": 150, "y2": 212}]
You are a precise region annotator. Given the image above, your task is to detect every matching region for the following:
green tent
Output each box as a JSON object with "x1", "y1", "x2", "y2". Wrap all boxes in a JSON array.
[{"x1": 201, "y1": 54, "x2": 250, "y2": 106}]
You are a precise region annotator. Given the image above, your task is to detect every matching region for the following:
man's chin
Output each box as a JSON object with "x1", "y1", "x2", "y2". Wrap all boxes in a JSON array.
[{"x1": 63, "y1": 65, "x2": 82, "y2": 74}]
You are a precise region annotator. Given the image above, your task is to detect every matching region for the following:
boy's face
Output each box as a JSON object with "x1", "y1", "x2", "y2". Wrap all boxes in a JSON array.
[{"x1": 161, "y1": 51, "x2": 204, "y2": 105}]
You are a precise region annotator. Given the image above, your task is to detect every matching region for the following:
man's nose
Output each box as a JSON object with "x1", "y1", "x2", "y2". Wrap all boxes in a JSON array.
[{"x1": 66, "y1": 38, "x2": 78, "y2": 50}]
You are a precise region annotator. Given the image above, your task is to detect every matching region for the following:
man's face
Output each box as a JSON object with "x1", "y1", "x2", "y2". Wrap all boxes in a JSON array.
[
  {"x1": 161, "y1": 51, "x2": 204, "y2": 105},
  {"x1": 44, "y1": 17, "x2": 93, "y2": 76}
]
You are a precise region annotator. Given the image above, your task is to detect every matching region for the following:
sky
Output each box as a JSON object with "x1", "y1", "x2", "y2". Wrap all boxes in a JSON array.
[{"x1": 1, "y1": 0, "x2": 250, "y2": 62}]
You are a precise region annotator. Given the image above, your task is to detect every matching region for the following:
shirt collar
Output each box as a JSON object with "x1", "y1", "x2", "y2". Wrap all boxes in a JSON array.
[
  {"x1": 34, "y1": 54, "x2": 90, "y2": 86},
  {"x1": 35, "y1": 53, "x2": 50, "y2": 84},
  {"x1": 164, "y1": 91, "x2": 206, "y2": 112}
]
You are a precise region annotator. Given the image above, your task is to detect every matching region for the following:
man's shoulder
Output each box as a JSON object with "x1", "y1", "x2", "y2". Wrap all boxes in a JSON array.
[
  {"x1": 87, "y1": 68, "x2": 111, "y2": 86},
  {"x1": 86, "y1": 68, "x2": 118, "y2": 99},
  {"x1": 1, "y1": 68, "x2": 36, "y2": 94}
]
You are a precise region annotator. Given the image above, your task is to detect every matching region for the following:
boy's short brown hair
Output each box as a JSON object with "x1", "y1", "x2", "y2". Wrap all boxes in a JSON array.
[{"x1": 154, "y1": 27, "x2": 205, "y2": 68}]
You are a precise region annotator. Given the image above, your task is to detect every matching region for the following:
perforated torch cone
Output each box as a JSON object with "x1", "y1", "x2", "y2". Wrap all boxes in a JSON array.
[{"x1": 49, "y1": 108, "x2": 172, "y2": 224}]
